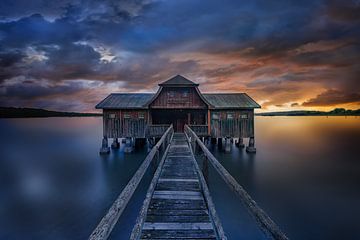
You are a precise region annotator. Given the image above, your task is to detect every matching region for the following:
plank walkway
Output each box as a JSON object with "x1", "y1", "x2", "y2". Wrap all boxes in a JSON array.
[{"x1": 136, "y1": 133, "x2": 219, "y2": 239}]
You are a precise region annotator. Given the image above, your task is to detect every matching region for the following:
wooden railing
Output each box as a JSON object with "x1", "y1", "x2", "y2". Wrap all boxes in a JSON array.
[
  {"x1": 89, "y1": 125, "x2": 174, "y2": 240},
  {"x1": 184, "y1": 131, "x2": 227, "y2": 240},
  {"x1": 146, "y1": 124, "x2": 171, "y2": 138},
  {"x1": 188, "y1": 124, "x2": 209, "y2": 136},
  {"x1": 184, "y1": 125, "x2": 288, "y2": 240}
]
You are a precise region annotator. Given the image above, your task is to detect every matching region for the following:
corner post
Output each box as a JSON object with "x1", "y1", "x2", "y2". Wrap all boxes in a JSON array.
[
  {"x1": 100, "y1": 137, "x2": 110, "y2": 154},
  {"x1": 225, "y1": 137, "x2": 231, "y2": 153},
  {"x1": 111, "y1": 138, "x2": 120, "y2": 149},
  {"x1": 236, "y1": 137, "x2": 245, "y2": 148},
  {"x1": 246, "y1": 137, "x2": 256, "y2": 153}
]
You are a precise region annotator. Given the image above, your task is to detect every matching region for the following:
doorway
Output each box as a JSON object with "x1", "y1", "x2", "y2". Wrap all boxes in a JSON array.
[{"x1": 151, "y1": 110, "x2": 188, "y2": 132}]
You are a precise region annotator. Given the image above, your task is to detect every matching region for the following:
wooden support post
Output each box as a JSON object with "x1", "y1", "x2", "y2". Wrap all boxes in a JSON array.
[
  {"x1": 111, "y1": 138, "x2": 120, "y2": 149},
  {"x1": 124, "y1": 137, "x2": 134, "y2": 153},
  {"x1": 217, "y1": 138, "x2": 222, "y2": 149},
  {"x1": 246, "y1": 137, "x2": 256, "y2": 153},
  {"x1": 100, "y1": 137, "x2": 110, "y2": 154},
  {"x1": 207, "y1": 109, "x2": 211, "y2": 136},
  {"x1": 225, "y1": 137, "x2": 231, "y2": 153},
  {"x1": 236, "y1": 137, "x2": 245, "y2": 148}
]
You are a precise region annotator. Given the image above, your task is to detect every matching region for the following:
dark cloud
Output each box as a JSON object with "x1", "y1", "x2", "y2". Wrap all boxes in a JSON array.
[
  {"x1": 302, "y1": 89, "x2": 360, "y2": 107},
  {"x1": 0, "y1": 0, "x2": 359, "y2": 111},
  {"x1": 291, "y1": 103, "x2": 299, "y2": 107}
]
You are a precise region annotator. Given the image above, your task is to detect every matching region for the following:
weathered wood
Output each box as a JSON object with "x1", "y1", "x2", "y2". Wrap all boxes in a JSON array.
[
  {"x1": 189, "y1": 125, "x2": 209, "y2": 137},
  {"x1": 131, "y1": 133, "x2": 222, "y2": 240},
  {"x1": 89, "y1": 125, "x2": 173, "y2": 240},
  {"x1": 185, "y1": 125, "x2": 288, "y2": 240},
  {"x1": 130, "y1": 137, "x2": 172, "y2": 240},
  {"x1": 140, "y1": 229, "x2": 216, "y2": 239},
  {"x1": 185, "y1": 131, "x2": 227, "y2": 240}
]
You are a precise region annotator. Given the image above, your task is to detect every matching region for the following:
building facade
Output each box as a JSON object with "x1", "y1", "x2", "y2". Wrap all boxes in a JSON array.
[{"x1": 96, "y1": 75, "x2": 260, "y2": 153}]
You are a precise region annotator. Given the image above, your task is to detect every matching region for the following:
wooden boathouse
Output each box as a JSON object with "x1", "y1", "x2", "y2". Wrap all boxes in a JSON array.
[{"x1": 96, "y1": 75, "x2": 260, "y2": 154}]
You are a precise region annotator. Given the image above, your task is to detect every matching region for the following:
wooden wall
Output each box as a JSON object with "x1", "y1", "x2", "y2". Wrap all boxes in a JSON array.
[
  {"x1": 150, "y1": 87, "x2": 207, "y2": 109},
  {"x1": 103, "y1": 110, "x2": 148, "y2": 138},
  {"x1": 210, "y1": 110, "x2": 254, "y2": 138}
]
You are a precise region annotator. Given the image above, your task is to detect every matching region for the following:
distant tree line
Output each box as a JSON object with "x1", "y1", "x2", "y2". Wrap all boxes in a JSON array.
[
  {"x1": 256, "y1": 108, "x2": 360, "y2": 116},
  {"x1": 0, "y1": 107, "x2": 102, "y2": 118}
]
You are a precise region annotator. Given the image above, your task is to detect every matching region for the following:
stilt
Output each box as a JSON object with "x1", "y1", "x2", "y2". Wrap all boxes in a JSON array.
[
  {"x1": 211, "y1": 138, "x2": 217, "y2": 144},
  {"x1": 111, "y1": 138, "x2": 120, "y2": 149},
  {"x1": 124, "y1": 137, "x2": 134, "y2": 153},
  {"x1": 225, "y1": 137, "x2": 231, "y2": 153},
  {"x1": 135, "y1": 138, "x2": 146, "y2": 149},
  {"x1": 236, "y1": 137, "x2": 245, "y2": 148},
  {"x1": 217, "y1": 138, "x2": 222, "y2": 149},
  {"x1": 99, "y1": 137, "x2": 110, "y2": 154},
  {"x1": 246, "y1": 137, "x2": 256, "y2": 153}
]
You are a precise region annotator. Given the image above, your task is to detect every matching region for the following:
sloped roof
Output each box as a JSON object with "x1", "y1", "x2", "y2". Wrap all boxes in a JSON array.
[
  {"x1": 96, "y1": 93, "x2": 260, "y2": 109},
  {"x1": 203, "y1": 93, "x2": 261, "y2": 109},
  {"x1": 95, "y1": 93, "x2": 154, "y2": 109},
  {"x1": 159, "y1": 75, "x2": 199, "y2": 86}
]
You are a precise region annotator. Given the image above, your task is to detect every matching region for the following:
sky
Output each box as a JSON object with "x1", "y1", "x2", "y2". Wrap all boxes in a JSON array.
[{"x1": 0, "y1": 0, "x2": 359, "y2": 112}]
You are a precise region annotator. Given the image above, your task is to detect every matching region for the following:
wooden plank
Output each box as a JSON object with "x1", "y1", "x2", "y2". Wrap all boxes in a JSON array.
[
  {"x1": 146, "y1": 214, "x2": 210, "y2": 223},
  {"x1": 154, "y1": 191, "x2": 201, "y2": 196},
  {"x1": 158, "y1": 178, "x2": 198, "y2": 182},
  {"x1": 146, "y1": 209, "x2": 209, "y2": 216},
  {"x1": 152, "y1": 194, "x2": 203, "y2": 200},
  {"x1": 142, "y1": 222, "x2": 213, "y2": 230},
  {"x1": 140, "y1": 229, "x2": 216, "y2": 239}
]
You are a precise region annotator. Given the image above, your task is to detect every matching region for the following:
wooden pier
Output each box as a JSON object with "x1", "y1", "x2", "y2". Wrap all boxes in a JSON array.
[
  {"x1": 130, "y1": 133, "x2": 225, "y2": 239},
  {"x1": 90, "y1": 125, "x2": 288, "y2": 240}
]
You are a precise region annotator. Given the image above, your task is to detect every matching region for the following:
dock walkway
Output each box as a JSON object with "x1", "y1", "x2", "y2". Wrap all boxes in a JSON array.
[
  {"x1": 89, "y1": 125, "x2": 288, "y2": 240},
  {"x1": 133, "y1": 133, "x2": 219, "y2": 239}
]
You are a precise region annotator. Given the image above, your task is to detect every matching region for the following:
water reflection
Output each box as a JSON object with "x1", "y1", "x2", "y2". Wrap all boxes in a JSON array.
[
  {"x1": 207, "y1": 116, "x2": 360, "y2": 240},
  {"x1": 0, "y1": 116, "x2": 359, "y2": 239}
]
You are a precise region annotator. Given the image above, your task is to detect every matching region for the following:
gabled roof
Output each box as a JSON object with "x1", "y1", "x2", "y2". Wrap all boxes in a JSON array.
[
  {"x1": 203, "y1": 93, "x2": 261, "y2": 109},
  {"x1": 159, "y1": 75, "x2": 199, "y2": 86},
  {"x1": 96, "y1": 93, "x2": 260, "y2": 109},
  {"x1": 95, "y1": 93, "x2": 154, "y2": 109}
]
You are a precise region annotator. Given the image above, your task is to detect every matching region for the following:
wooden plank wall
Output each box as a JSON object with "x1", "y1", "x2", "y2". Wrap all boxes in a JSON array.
[
  {"x1": 150, "y1": 87, "x2": 207, "y2": 109},
  {"x1": 210, "y1": 110, "x2": 254, "y2": 138},
  {"x1": 104, "y1": 110, "x2": 148, "y2": 138}
]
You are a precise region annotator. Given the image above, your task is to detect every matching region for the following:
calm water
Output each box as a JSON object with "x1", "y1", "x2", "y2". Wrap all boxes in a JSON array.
[{"x1": 0, "y1": 116, "x2": 359, "y2": 239}]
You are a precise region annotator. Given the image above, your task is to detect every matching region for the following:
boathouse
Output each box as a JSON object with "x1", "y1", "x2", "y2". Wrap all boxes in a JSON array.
[{"x1": 96, "y1": 75, "x2": 260, "y2": 153}]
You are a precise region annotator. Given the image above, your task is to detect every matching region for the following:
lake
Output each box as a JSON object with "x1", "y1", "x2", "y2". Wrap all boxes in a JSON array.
[{"x1": 0, "y1": 116, "x2": 359, "y2": 239}]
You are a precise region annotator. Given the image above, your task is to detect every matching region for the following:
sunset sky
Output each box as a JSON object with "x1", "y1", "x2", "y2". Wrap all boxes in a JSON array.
[{"x1": 0, "y1": 0, "x2": 359, "y2": 112}]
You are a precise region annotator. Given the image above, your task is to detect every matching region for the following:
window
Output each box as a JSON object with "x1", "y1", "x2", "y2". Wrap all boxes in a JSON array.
[
  {"x1": 240, "y1": 114, "x2": 248, "y2": 119},
  {"x1": 227, "y1": 113, "x2": 234, "y2": 119},
  {"x1": 108, "y1": 113, "x2": 116, "y2": 119},
  {"x1": 212, "y1": 113, "x2": 219, "y2": 120},
  {"x1": 124, "y1": 113, "x2": 131, "y2": 119},
  {"x1": 182, "y1": 90, "x2": 189, "y2": 97},
  {"x1": 167, "y1": 91, "x2": 175, "y2": 97},
  {"x1": 138, "y1": 112, "x2": 145, "y2": 119}
]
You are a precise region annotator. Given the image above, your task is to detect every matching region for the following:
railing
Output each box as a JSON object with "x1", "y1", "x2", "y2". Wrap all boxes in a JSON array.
[
  {"x1": 184, "y1": 125, "x2": 288, "y2": 240},
  {"x1": 188, "y1": 124, "x2": 209, "y2": 136},
  {"x1": 184, "y1": 131, "x2": 227, "y2": 240},
  {"x1": 146, "y1": 124, "x2": 171, "y2": 138},
  {"x1": 89, "y1": 125, "x2": 174, "y2": 240}
]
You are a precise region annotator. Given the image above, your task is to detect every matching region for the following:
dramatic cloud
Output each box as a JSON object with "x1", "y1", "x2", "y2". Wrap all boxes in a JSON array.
[
  {"x1": 0, "y1": 0, "x2": 359, "y2": 111},
  {"x1": 302, "y1": 89, "x2": 360, "y2": 107}
]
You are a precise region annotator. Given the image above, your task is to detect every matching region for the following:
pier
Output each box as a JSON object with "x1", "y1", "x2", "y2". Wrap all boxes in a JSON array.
[{"x1": 89, "y1": 125, "x2": 288, "y2": 240}]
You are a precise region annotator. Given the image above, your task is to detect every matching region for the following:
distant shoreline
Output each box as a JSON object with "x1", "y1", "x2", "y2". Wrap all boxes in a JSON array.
[
  {"x1": 256, "y1": 108, "x2": 360, "y2": 116},
  {"x1": 0, "y1": 107, "x2": 102, "y2": 118}
]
